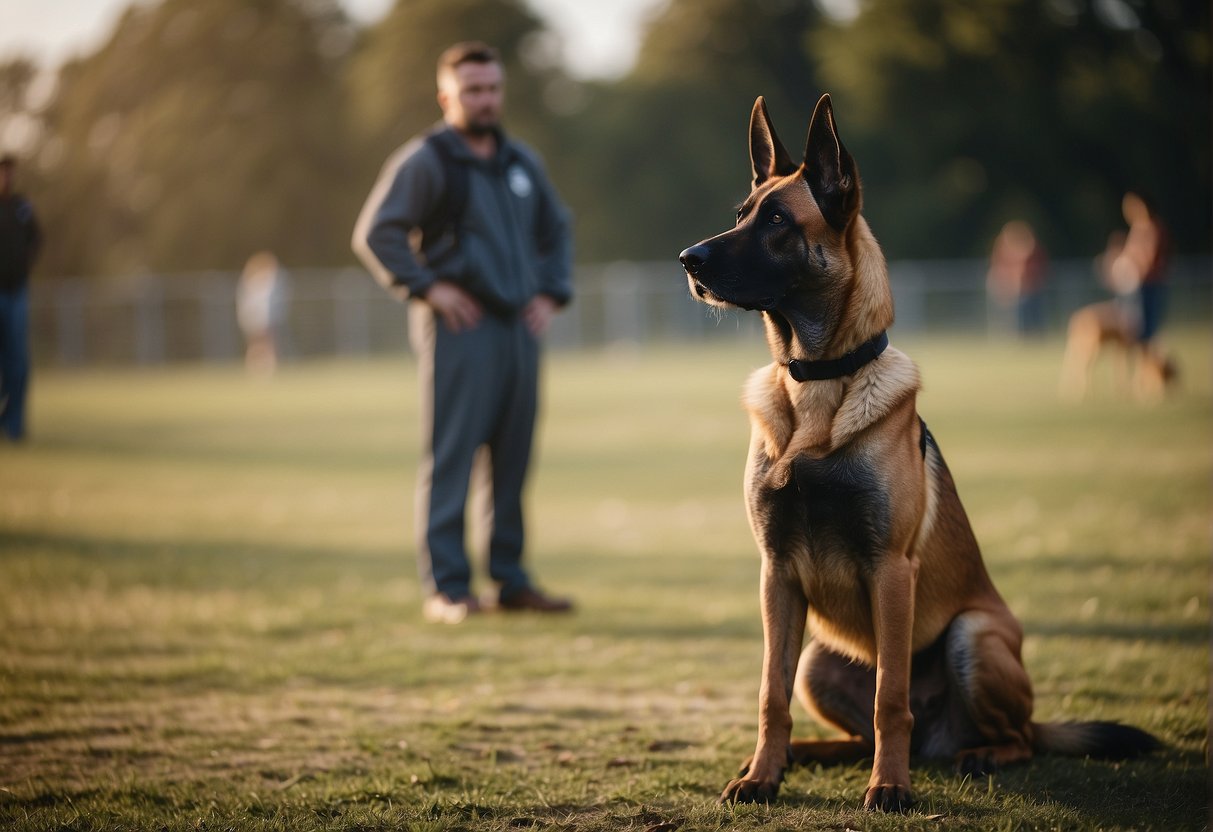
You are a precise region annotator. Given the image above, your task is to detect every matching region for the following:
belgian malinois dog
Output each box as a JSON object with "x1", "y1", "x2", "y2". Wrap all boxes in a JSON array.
[{"x1": 678, "y1": 94, "x2": 1158, "y2": 812}]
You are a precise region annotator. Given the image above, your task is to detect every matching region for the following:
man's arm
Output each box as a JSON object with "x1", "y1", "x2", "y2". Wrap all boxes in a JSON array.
[{"x1": 351, "y1": 141, "x2": 444, "y2": 301}]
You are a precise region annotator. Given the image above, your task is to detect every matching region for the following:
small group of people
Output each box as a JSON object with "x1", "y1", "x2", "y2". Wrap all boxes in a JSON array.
[
  {"x1": 1, "y1": 42, "x2": 574, "y2": 625},
  {"x1": 987, "y1": 191, "x2": 1171, "y2": 347},
  {"x1": 991, "y1": 195, "x2": 1174, "y2": 402},
  {"x1": 4, "y1": 38, "x2": 1182, "y2": 621}
]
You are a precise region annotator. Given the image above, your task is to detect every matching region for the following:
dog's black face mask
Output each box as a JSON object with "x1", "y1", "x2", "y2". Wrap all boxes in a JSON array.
[
  {"x1": 679, "y1": 94, "x2": 861, "y2": 356},
  {"x1": 680, "y1": 195, "x2": 815, "y2": 313}
]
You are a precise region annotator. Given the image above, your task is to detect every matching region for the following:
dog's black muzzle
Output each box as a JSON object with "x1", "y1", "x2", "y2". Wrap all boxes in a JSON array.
[{"x1": 680, "y1": 243, "x2": 781, "y2": 312}]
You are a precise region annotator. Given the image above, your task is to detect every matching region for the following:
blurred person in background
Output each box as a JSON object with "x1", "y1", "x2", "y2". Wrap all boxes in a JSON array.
[
  {"x1": 0, "y1": 154, "x2": 42, "y2": 443},
  {"x1": 352, "y1": 42, "x2": 574, "y2": 624},
  {"x1": 986, "y1": 220, "x2": 1048, "y2": 336},
  {"x1": 1106, "y1": 191, "x2": 1171, "y2": 345},
  {"x1": 237, "y1": 250, "x2": 290, "y2": 376}
]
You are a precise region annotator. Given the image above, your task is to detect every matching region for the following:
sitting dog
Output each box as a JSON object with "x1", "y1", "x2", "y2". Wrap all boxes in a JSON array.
[{"x1": 679, "y1": 94, "x2": 1158, "y2": 812}]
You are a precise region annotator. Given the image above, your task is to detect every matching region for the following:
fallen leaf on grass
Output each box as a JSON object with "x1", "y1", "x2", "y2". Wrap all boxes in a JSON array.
[
  {"x1": 274, "y1": 772, "x2": 314, "y2": 791},
  {"x1": 646, "y1": 740, "x2": 693, "y2": 752}
]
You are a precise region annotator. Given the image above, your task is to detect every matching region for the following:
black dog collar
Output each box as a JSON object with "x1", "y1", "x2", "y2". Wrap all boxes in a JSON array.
[{"x1": 787, "y1": 331, "x2": 889, "y2": 382}]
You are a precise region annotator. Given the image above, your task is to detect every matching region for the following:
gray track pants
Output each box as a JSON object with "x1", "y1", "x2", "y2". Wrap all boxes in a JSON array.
[{"x1": 409, "y1": 301, "x2": 539, "y2": 601}]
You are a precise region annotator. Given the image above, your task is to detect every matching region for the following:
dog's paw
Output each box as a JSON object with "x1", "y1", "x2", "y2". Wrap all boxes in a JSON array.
[
  {"x1": 863, "y1": 783, "x2": 913, "y2": 813},
  {"x1": 734, "y1": 746, "x2": 794, "y2": 777},
  {"x1": 719, "y1": 777, "x2": 780, "y2": 805},
  {"x1": 954, "y1": 747, "x2": 1004, "y2": 778}
]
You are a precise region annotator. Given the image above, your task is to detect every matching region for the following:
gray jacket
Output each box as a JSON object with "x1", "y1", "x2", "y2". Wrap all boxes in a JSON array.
[{"x1": 352, "y1": 125, "x2": 572, "y2": 316}]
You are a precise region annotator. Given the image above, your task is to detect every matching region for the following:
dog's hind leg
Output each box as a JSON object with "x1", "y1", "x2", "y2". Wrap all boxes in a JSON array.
[
  {"x1": 945, "y1": 609, "x2": 1035, "y2": 775},
  {"x1": 795, "y1": 640, "x2": 875, "y2": 739}
]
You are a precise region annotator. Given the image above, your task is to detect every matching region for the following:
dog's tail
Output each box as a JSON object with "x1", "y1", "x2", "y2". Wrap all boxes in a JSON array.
[{"x1": 1031, "y1": 720, "x2": 1160, "y2": 759}]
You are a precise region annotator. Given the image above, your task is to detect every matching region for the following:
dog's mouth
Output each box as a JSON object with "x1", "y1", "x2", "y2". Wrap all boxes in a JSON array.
[
  {"x1": 687, "y1": 273, "x2": 780, "y2": 312},
  {"x1": 687, "y1": 273, "x2": 730, "y2": 308}
]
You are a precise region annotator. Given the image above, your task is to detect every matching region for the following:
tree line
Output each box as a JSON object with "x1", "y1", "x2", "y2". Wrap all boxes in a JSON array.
[{"x1": 1, "y1": 0, "x2": 1208, "y2": 279}]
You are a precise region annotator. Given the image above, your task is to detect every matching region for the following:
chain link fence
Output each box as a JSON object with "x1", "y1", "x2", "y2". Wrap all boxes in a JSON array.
[{"x1": 27, "y1": 257, "x2": 1211, "y2": 366}]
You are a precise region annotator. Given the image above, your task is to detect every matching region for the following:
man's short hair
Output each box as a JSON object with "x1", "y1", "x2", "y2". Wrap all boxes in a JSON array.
[{"x1": 437, "y1": 42, "x2": 501, "y2": 82}]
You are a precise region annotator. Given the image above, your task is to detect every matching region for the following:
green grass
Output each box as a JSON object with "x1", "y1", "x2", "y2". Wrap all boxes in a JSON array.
[{"x1": 1, "y1": 326, "x2": 1209, "y2": 831}]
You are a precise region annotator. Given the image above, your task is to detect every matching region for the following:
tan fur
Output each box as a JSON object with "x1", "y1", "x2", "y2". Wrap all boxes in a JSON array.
[
  {"x1": 744, "y1": 204, "x2": 899, "y2": 489},
  {"x1": 833, "y1": 216, "x2": 895, "y2": 356},
  {"x1": 745, "y1": 347, "x2": 920, "y2": 488},
  {"x1": 1060, "y1": 300, "x2": 1177, "y2": 403}
]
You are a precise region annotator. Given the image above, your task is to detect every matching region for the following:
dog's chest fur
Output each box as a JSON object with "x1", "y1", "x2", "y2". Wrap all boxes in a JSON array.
[{"x1": 743, "y1": 348, "x2": 922, "y2": 658}]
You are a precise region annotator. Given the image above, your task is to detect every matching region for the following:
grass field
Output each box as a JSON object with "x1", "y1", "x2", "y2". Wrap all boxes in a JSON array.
[{"x1": 1, "y1": 327, "x2": 1209, "y2": 831}]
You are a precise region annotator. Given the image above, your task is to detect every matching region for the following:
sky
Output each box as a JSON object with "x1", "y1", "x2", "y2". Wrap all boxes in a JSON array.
[{"x1": 0, "y1": 0, "x2": 665, "y2": 79}]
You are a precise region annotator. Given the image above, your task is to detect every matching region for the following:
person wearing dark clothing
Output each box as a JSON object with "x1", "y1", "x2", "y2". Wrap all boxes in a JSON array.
[
  {"x1": 0, "y1": 155, "x2": 41, "y2": 442},
  {"x1": 352, "y1": 42, "x2": 574, "y2": 623},
  {"x1": 1104, "y1": 192, "x2": 1171, "y2": 344},
  {"x1": 1119, "y1": 192, "x2": 1170, "y2": 343}
]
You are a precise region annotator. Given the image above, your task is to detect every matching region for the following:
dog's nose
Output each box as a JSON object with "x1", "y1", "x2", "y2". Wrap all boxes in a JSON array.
[{"x1": 679, "y1": 244, "x2": 709, "y2": 275}]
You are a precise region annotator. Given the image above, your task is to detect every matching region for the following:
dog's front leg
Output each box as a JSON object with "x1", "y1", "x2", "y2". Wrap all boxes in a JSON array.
[
  {"x1": 864, "y1": 552, "x2": 919, "y2": 812},
  {"x1": 721, "y1": 560, "x2": 808, "y2": 804}
]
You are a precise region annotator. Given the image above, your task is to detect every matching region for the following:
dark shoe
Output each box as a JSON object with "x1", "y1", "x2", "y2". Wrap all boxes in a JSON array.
[
  {"x1": 498, "y1": 587, "x2": 574, "y2": 614},
  {"x1": 423, "y1": 593, "x2": 482, "y2": 624}
]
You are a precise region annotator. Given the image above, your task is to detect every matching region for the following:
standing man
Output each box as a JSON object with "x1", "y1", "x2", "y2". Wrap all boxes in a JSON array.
[
  {"x1": 0, "y1": 154, "x2": 41, "y2": 443},
  {"x1": 353, "y1": 42, "x2": 574, "y2": 624}
]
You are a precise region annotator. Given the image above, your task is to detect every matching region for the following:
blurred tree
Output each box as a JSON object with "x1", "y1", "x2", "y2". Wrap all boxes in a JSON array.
[
  {"x1": 567, "y1": 0, "x2": 827, "y2": 262},
  {"x1": 811, "y1": 0, "x2": 1211, "y2": 258},
  {"x1": 34, "y1": 0, "x2": 357, "y2": 277},
  {"x1": 0, "y1": 58, "x2": 51, "y2": 203},
  {"x1": 15, "y1": 0, "x2": 1209, "y2": 279},
  {"x1": 0, "y1": 57, "x2": 38, "y2": 127}
]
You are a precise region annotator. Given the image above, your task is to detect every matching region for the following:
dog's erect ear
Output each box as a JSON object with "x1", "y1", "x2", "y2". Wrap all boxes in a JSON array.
[
  {"x1": 803, "y1": 93, "x2": 860, "y2": 231},
  {"x1": 750, "y1": 96, "x2": 796, "y2": 190}
]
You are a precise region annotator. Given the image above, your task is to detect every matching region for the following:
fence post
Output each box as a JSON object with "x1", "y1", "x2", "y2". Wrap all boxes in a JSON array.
[
  {"x1": 890, "y1": 263, "x2": 926, "y2": 334},
  {"x1": 334, "y1": 269, "x2": 371, "y2": 355},
  {"x1": 54, "y1": 278, "x2": 87, "y2": 366},
  {"x1": 201, "y1": 272, "x2": 238, "y2": 362},
  {"x1": 602, "y1": 262, "x2": 644, "y2": 345},
  {"x1": 134, "y1": 276, "x2": 165, "y2": 365}
]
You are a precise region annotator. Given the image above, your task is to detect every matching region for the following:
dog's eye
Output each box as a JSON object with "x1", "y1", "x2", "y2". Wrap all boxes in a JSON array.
[{"x1": 770, "y1": 213, "x2": 784, "y2": 225}]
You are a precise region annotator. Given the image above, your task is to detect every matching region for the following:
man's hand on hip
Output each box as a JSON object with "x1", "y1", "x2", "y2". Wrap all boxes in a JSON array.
[
  {"x1": 425, "y1": 281, "x2": 483, "y2": 332},
  {"x1": 523, "y1": 294, "x2": 559, "y2": 337}
]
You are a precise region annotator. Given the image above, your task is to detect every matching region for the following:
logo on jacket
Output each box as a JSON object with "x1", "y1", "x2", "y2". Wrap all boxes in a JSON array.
[{"x1": 508, "y1": 165, "x2": 533, "y2": 198}]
